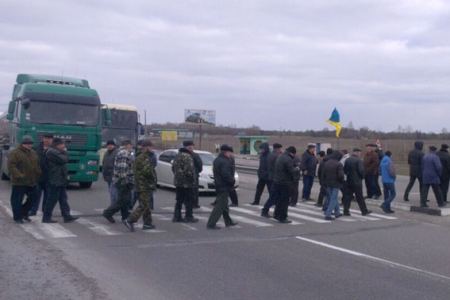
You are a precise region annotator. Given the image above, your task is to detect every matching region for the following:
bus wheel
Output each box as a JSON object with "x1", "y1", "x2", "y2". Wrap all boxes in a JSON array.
[{"x1": 79, "y1": 182, "x2": 92, "y2": 188}]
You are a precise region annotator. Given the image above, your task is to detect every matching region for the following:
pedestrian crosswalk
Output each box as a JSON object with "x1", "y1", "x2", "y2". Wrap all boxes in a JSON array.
[{"x1": 0, "y1": 200, "x2": 397, "y2": 240}]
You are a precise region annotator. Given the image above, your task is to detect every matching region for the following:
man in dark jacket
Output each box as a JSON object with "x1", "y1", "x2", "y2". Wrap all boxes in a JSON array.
[
  {"x1": 8, "y1": 135, "x2": 41, "y2": 223},
  {"x1": 261, "y1": 143, "x2": 283, "y2": 217},
  {"x1": 421, "y1": 146, "x2": 446, "y2": 208},
  {"x1": 29, "y1": 133, "x2": 53, "y2": 216},
  {"x1": 403, "y1": 141, "x2": 424, "y2": 202},
  {"x1": 42, "y1": 138, "x2": 78, "y2": 223},
  {"x1": 206, "y1": 144, "x2": 238, "y2": 229},
  {"x1": 289, "y1": 154, "x2": 302, "y2": 206},
  {"x1": 343, "y1": 148, "x2": 372, "y2": 216},
  {"x1": 322, "y1": 150, "x2": 344, "y2": 220},
  {"x1": 373, "y1": 145, "x2": 384, "y2": 199},
  {"x1": 273, "y1": 146, "x2": 298, "y2": 223},
  {"x1": 102, "y1": 140, "x2": 119, "y2": 204},
  {"x1": 251, "y1": 142, "x2": 270, "y2": 205},
  {"x1": 363, "y1": 144, "x2": 380, "y2": 199},
  {"x1": 192, "y1": 151, "x2": 203, "y2": 209},
  {"x1": 436, "y1": 144, "x2": 450, "y2": 203},
  {"x1": 316, "y1": 148, "x2": 332, "y2": 209},
  {"x1": 300, "y1": 144, "x2": 318, "y2": 200}
]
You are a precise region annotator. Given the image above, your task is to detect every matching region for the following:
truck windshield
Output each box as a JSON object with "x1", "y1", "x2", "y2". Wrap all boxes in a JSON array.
[{"x1": 24, "y1": 100, "x2": 99, "y2": 126}]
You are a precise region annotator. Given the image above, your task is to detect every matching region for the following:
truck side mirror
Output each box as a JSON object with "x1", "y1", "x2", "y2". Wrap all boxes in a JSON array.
[{"x1": 104, "y1": 108, "x2": 111, "y2": 126}]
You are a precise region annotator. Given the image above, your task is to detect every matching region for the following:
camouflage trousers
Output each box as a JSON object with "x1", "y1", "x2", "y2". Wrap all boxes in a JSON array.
[{"x1": 129, "y1": 190, "x2": 153, "y2": 224}]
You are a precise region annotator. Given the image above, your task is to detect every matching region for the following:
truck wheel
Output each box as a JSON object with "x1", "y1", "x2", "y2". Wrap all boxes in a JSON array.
[{"x1": 79, "y1": 182, "x2": 92, "y2": 188}]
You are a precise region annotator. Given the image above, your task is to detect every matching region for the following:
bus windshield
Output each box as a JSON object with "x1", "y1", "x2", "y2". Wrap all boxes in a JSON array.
[
  {"x1": 24, "y1": 100, "x2": 99, "y2": 126},
  {"x1": 101, "y1": 107, "x2": 138, "y2": 146}
]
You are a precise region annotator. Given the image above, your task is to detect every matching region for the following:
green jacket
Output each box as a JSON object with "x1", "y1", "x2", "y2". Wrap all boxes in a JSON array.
[
  {"x1": 133, "y1": 150, "x2": 157, "y2": 192},
  {"x1": 7, "y1": 145, "x2": 41, "y2": 186},
  {"x1": 172, "y1": 148, "x2": 195, "y2": 188}
]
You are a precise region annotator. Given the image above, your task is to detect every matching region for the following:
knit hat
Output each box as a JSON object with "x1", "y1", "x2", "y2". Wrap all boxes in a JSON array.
[
  {"x1": 21, "y1": 135, "x2": 34, "y2": 144},
  {"x1": 429, "y1": 146, "x2": 437, "y2": 151},
  {"x1": 52, "y1": 137, "x2": 65, "y2": 146},
  {"x1": 121, "y1": 140, "x2": 132, "y2": 146},
  {"x1": 106, "y1": 140, "x2": 115, "y2": 146},
  {"x1": 220, "y1": 144, "x2": 233, "y2": 152},
  {"x1": 142, "y1": 139, "x2": 153, "y2": 147},
  {"x1": 286, "y1": 146, "x2": 297, "y2": 154}
]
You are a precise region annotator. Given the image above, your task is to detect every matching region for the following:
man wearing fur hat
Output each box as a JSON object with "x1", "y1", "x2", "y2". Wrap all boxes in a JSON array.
[{"x1": 8, "y1": 135, "x2": 41, "y2": 223}]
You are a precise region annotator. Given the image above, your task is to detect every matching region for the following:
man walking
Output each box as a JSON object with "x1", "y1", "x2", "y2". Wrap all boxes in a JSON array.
[
  {"x1": 421, "y1": 146, "x2": 447, "y2": 208},
  {"x1": 250, "y1": 142, "x2": 270, "y2": 205},
  {"x1": 102, "y1": 140, "x2": 119, "y2": 204},
  {"x1": 363, "y1": 143, "x2": 380, "y2": 199},
  {"x1": 29, "y1": 133, "x2": 53, "y2": 216},
  {"x1": 192, "y1": 150, "x2": 203, "y2": 209},
  {"x1": 206, "y1": 144, "x2": 238, "y2": 229},
  {"x1": 343, "y1": 148, "x2": 372, "y2": 216},
  {"x1": 261, "y1": 143, "x2": 283, "y2": 217},
  {"x1": 8, "y1": 135, "x2": 41, "y2": 223},
  {"x1": 436, "y1": 144, "x2": 450, "y2": 203},
  {"x1": 42, "y1": 138, "x2": 79, "y2": 223},
  {"x1": 379, "y1": 151, "x2": 396, "y2": 213},
  {"x1": 273, "y1": 146, "x2": 298, "y2": 223},
  {"x1": 403, "y1": 141, "x2": 424, "y2": 202},
  {"x1": 300, "y1": 144, "x2": 317, "y2": 201},
  {"x1": 172, "y1": 140, "x2": 198, "y2": 223},
  {"x1": 103, "y1": 140, "x2": 134, "y2": 225},
  {"x1": 322, "y1": 150, "x2": 344, "y2": 220},
  {"x1": 124, "y1": 139, "x2": 157, "y2": 231},
  {"x1": 289, "y1": 154, "x2": 302, "y2": 206}
]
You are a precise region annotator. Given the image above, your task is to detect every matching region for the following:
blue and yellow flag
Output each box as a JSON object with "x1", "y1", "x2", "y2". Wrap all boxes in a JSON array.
[{"x1": 326, "y1": 108, "x2": 341, "y2": 137}]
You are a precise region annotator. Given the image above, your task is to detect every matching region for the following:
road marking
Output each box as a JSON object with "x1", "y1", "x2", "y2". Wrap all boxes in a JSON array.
[
  {"x1": 200, "y1": 206, "x2": 276, "y2": 227},
  {"x1": 39, "y1": 223, "x2": 77, "y2": 238},
  {"x1": 76, "y1": 218, "x2": 122, "y2": 236},
  {"x1": 289, "y1": 206, "x2": 355, "y2": 222},
  {"x1": 295, "y1": 236, "x2": 450, "y2": 282}
]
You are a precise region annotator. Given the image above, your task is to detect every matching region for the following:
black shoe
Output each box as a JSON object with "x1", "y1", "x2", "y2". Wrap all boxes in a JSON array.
[
  {"x1": 193, "y1": 205, "x2": 201, "y2": 209},
  {"x1": 143, "y1": 223, "x2": 156, "y2": 230},
  {"x1": 42, "y1": 219, "x2": 57, "y2": 223},
  {"x1": 289, "y1": 203, "x2": 297, "y2": 207},
  {"x1": 305, "y1": 198, "x2": 314, "y2": 201},
  {"x1": 279, "y1": 219, "x2": 292, "y2": 224},
  {"x1": 207, "y1": 225, "x2": 221, "y2": 229},
  {"x1": 23, "y1": 216, "x2": 32, "y2": 222},
  {"x1": 102, "y1": 212, "x2": 115, "y2": 224},
  {"x1": 64, "y1": 216, "x2": 79, "y2": 223},
  {"x1": 261, "y1": 212, "x2": 272, "y2": 218},
  {"x1": 273, "y1": 215, "x2": 280, "y2": 220},
  {"x1": 123, "y1": 219, "x2": 135, "y2": 232},
  {"x1": 172, "y1": 217, "x2": 184, "y2": 222},
  {"x1": 14, "y1": 219, "x2": 24, "y2": 224},
  {"x1": 225, "y1": 221, "x2": 238, "y2": 227},
  {"x1": 362, "y1": 210, "x2": 372, "y2": 216},
  {"x1": 380, "y1": 204, "x2": 388, "y2": 213},
  {"x1": 335, "y1": 214, "x2": 343, "y2": 218},
  {"x1": 324, "y1": 216, "x2": 335, "y2": 221},
  {"x1": 439, "y1": 203, "x2": 447, "y2": 208},
  {"x1": 314, "y1": 203, "x2": 323, "y2": 207},
  {"x1": 420, "y1": 204, "x2": 429, "y2": 208},
  {"x1": 210, "y1": 202, "x2": 216, "y2": 206},
  {"x1": 387, "y1": 210, "x2": 395, "y2": 213},
  {"x1": 183, "y1": 217, "x2": 199, "y2": 223},
  {"x1": 250, "y1": 202, "x2": 259, "y2": 205},
  {"x1": 28, "y1": 211, "x2": 37, "y2": 216},
  {"x1": 403, "y1": 197, "x2": 409, "y2": 202},
  {"x1": 229, "y1": 203, "x2": 238, "y2": 207},
  {"x1": 343, "y1": 212, "x2": 351, "y2": 216},
  {"x1": 373, "y1": 195, "x2": 381, "y2": 200}
]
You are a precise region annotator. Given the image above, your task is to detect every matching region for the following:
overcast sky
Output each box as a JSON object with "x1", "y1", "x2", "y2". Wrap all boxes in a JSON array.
[{"x1": 1, "y1": 0, "x2": 450, "y2": 133}]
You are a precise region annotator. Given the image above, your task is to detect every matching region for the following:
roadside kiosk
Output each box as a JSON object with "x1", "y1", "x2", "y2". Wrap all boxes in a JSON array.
[{"x1": 235, "y1": 136, "x2": 268, "y2": 155}]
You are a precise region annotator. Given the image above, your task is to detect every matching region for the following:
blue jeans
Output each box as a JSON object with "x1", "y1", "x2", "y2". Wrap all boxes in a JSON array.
[
  {"x1": 382, "y1": 182, "x2": 396, "y2": 210},
  {"x1": 325, "y1": 187, "x2": 340, "y2": 217},
  {"x1": 302, "y1": 175, "x2": 314, "y2": 199},
  {"x1": 107, "y1": 181, "x2": 118, "y2": 204}
]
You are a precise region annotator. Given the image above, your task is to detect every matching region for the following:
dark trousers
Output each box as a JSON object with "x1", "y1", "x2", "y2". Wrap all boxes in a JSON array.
[
  {"x1": 374, "y1": 173, "x2": 382, "y2": 196},
  {"x1": 274, "y1": 183, "x2": 290, "y2": 221},
  {"x1": 10, "y1": 185, "x2": 35, "y2": 221},
  {"x1": 43, "y1": 186, "x2": 71, "y2": 221},
  {"x1": 262, "y1": 181, "x2": 278, "y2": 214},
  {"x1": 103, "y1": 183, "x2": 132, "y2": 221},
  {"x1": 403, "y1": 175, "x2": 423, "y2": 200},
  {"x1": 343, "y1": 182, "x2": 368, "y2": 214},
  {"x1": 364, "y1": 174, "x2": 377, "y2": 198},
  {"x1": 207, "y1": 191, "x2": 233, "y2": 226},
  {"x1": 30, "y1": 181, "x2": 49, "y2": 214},
  {"x1": 289, "y1": 180, "x2": 300, "y2": 204},
  {"x1": 174, "y1": 187, "x2": 195, "y2": 219},
  {"x1": 302, "y1": 175, "x2": 314, "y2": 199},
  {"x1": 421, "y1": 184, "x2": 444, "y2": 206},
  {"x1": 317, "y1": 184, "x2": 326, "y2": 205},
  {"x1": 193, "y1": 176, "x2": 200, "y2": 207},
  {"x1": 229, "y1": 189, "x2": 238, "y2": 205},
  {"x1": 254, "y1": 179, "x2": 270, "y2": 204},
  {"x1": 440, "y1": 176, "x2": 450, "y2": 202}
]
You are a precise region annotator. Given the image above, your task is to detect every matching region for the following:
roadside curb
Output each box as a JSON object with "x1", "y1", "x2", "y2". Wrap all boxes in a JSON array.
[{"x1": 364, "y1": 199, "x2": 450, "y2": 216}]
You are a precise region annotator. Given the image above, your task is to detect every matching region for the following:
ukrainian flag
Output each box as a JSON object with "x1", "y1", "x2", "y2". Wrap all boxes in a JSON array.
[{"x1": 326, "y1": 108, "x2": 341, "y2": 137}]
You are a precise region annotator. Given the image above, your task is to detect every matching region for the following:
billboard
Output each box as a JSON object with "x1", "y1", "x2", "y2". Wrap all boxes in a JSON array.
[
  {"x1": 161, "y1": 131, "x2": 177, "y2": 141},
  {"x1": 184, "y1": 109, "x2": 216, "y2": 125}
]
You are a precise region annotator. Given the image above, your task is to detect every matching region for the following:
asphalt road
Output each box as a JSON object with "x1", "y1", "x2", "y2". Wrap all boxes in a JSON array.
[{"x1": 1, "y1": 171, "x2": 450, "y2": 300}]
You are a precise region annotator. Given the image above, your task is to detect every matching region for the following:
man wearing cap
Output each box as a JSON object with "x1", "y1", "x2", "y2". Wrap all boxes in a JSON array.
[
  {"x1": 7, "y1": 135, "x2": 41, "y2": 223},
  {"x1": 124, "y1": 139, "x2": 157, "y2": 231},
  {"x1": 421, "y1": 146, "x2": 446, "y2": 208},
  {"x1": 261, "y1": 143, "x2": 283, "y2": 217},
  {"x1": 42, "y1": 138, "x2": 79, "y2": 223},
  {"x1": 250, "y1": 142, "x2": 270, "y2": 205},
  {"x1": 363, "y1": 143, "x2": 380, "y2": 199},
  {"x1": 300, "y1": 144, "x2": 318, "y2": 201},
  {"x1": 171, "y1": 140, "x2": 198, "y2": 223},
  {"x1": 102, "y1": 140, "x2": 119, "y2": 204},
  {"x1": 206, "y1": 144, "x2": 238, "y2": 229},
  {"x1": 343, "y1": 148, "x2": 372, "y2": 216},
  {"x1": 273, "y1": 146, "x2": 298, "y2": 223},
  {"x1": 103, "y1": 140, "x2": 134, "y2": 225},
  {"x1": 29, "y1": 133, "x2": 53, "y2": 216},
  {"x1": 436, "y1": 144, "x2": 450, "y2": 203}
]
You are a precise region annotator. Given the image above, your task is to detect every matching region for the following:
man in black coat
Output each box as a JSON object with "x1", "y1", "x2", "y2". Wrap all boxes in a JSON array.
[
  {"x1": 436, "y1": 144, "x2": 450, "y2": 203},
  {"x1": 102, "y1": 140, "x2": 119, "y2": 205},
  {"x1": 251, "y1": 142, "x2": 270, "y2": 205},
  {"x1": 206, "y1": 145, "x2": 238, "y2": 229},
  {"x1": 403, "y1": 141, "x2": 424, "y2": 202},
  {"x1": 273, "y1": 146, "x2": 298, "y2": 223},
  {"x1": 192, "y1": 151, "x2": 203, "y2": 209},
  {"x1": 300, "y1": 144, "x2": 318, "y2": 200},
  {"x1": 261, "y1": 143, "x2": 283, "y2": 217}
]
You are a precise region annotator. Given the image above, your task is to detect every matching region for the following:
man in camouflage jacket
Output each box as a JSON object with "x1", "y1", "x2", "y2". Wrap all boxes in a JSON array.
[
  {"x1": 171, "y1": 140, "x2": 198, "y2": 223},
  {"x1": 124, "y1": 139, "x2": 157, "y2": 231}
]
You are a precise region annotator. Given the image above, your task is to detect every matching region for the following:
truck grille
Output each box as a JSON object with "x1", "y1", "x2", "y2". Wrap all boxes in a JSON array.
[{"x1": 37, "y1": 132, "x2": 87, "y2": 146}]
